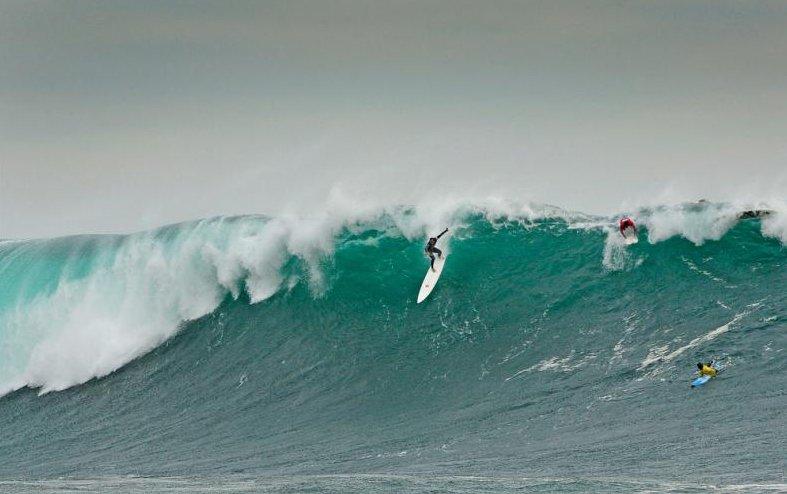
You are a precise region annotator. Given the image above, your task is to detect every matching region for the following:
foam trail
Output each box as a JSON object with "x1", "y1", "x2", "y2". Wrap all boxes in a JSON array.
[
  {"x1": 639, "y1": 311, "x2": 746, "y2": 369},
  {"x1": 601, "y1": 226, "x2": 641, "y2": 271}
]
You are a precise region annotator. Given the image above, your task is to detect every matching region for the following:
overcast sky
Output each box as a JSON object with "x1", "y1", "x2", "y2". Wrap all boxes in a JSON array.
[{"x1": 2, "y1": 0, "x2": 786, "y2": 238}]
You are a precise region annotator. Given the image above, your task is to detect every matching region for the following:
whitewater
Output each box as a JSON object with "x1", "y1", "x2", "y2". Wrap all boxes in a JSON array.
[{"x1": 0, "y1": 200, "x2": 784, "y2": 492}]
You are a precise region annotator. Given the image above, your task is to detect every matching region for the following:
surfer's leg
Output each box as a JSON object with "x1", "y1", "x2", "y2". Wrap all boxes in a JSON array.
[
  {"x1": 429, "y1": 253, "x2": 436, "y2": 271},
  {"x1": 433, "y1": 247, "x2": 442, "y2": 259}
]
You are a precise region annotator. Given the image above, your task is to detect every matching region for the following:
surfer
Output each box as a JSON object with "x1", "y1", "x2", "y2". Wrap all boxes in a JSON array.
[
  {"x1": 425, "y1": 228, "x2": 449, "y2": 272},
  {"x1": 619, "y1": 217, "x2": 637, "y2": 239},
  {"x1": 696, "y1": 362, "x2": 717, "y2": 377}
]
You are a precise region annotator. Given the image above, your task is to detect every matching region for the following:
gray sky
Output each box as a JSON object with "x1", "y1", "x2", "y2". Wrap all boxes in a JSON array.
[{"x1": 2, "y1": 0, "x2": 786, "y2": 238}]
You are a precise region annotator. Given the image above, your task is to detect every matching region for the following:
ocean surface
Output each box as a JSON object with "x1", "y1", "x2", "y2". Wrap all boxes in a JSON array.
[{"x1": 0, "y1": 201, "x2": 785, "y2": 493}]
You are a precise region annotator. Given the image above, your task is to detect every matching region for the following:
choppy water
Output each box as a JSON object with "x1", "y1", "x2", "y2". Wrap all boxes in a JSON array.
[{"x1": 1, "y1": 201, "x2": 785, "y2": 492}]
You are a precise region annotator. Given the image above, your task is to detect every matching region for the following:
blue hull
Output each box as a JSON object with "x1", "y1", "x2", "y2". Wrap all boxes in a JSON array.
[{"x1": 691, "y1": 375, "x2": 712, "y2": 387}]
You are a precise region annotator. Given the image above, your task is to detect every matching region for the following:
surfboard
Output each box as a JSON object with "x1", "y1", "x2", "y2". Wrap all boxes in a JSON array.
[
  {"x1": 417, "y1": 255, "x2": 445, "y2": 303},
  {"x1": 691, "y1": 375, "x2": 712, "y2": 388},
  {"x1": 622, "y1": 228, "x2": 638, "y2": 245}
]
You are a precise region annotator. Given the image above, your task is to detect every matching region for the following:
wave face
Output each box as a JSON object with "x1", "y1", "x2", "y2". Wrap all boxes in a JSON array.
[{"x1": 0, "y1": 202, "x2": 785, "y2": 488}]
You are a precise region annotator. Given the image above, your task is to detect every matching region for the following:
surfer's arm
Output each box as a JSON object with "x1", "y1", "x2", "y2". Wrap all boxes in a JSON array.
[{"x1": 436, "y1": 228, "x2": 449, "y2": 239}]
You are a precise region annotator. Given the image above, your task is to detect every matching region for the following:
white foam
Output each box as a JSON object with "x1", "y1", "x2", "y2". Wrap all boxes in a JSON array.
[
  {"x1": 761, "y1": 205, "x2": 787, "y2": 244},
  {"x1": 636, "y1": 200, "x2": 787, "y2": 246},
  {"x1": 601, "y1": 226, "x2": 640, "y2": 271},
  {"x1": 506, "y1": 352, "x2": 597, "y2": 381},
  {"x1": 642, "y1": 203, "x2": 739, "y2": 245},
  {"x1": 0, "y1": 215, "x2": 348, "y2": 396},
  {"x1": 638, "y1": 312, "x2": 746, "y2": 370}
]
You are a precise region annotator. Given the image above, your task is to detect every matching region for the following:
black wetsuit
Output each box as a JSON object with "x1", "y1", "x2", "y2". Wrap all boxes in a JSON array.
[{"x1": 425, "y1": 228, "x2": 449, "y2": 270}]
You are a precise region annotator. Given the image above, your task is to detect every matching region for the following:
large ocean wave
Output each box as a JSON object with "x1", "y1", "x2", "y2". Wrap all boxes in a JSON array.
[{"x1": 0, "y1": 199, "x2": 784, "y2": 486}]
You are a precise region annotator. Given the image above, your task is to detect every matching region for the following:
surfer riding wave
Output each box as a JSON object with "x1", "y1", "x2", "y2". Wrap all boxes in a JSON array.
[
  {"x1": 619, "y1": 217, "x2": 637, "y2": 239},
  {"x1": 425, "y1": 228, "x2": 449, "y2": 272}
]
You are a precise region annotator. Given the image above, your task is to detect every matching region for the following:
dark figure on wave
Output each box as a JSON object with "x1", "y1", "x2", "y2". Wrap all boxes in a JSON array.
[
  {"x1": 619, "y1": 217, "x2": 637, "y2": 239},
  {"x1": 738, "y1": 209, "x2": 772, "y2": 219},
  {"x1": 425, "y1": 228, "x2": 449, "y2": 272}
]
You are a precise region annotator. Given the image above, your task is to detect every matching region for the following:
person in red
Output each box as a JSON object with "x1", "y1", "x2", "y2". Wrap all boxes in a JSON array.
[{"x1": 619, "y1": 217, "x2": 637, "y2": 239}]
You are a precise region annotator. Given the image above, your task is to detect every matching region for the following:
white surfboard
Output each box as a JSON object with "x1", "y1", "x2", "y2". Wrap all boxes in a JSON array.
[
  {"x1": 417, "y1": 255, "x2": 446, "y2": 303},
  {"x1": 622, "y1": 227, "x2": 638, "y2": 245}
]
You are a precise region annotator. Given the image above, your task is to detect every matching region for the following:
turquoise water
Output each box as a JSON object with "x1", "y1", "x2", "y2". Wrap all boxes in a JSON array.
[{"x1": 0, "y1": 205, "x2": 784, "y2": 492}]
